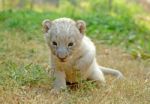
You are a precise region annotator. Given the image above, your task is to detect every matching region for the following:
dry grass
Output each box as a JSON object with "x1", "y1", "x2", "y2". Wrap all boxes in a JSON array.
[{"x1": 0, "y1": 31, "x2": 149, "y2": 104}]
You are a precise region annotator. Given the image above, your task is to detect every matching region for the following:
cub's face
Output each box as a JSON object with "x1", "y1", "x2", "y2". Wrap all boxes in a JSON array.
[{"x1": 42, "y1": 18, "x2": 86, "y2": 62}]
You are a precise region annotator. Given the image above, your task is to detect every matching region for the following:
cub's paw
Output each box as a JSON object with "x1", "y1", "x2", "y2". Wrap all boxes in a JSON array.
[{"x1": 50, "y1": 89, "x2": 60, "y2": 95}]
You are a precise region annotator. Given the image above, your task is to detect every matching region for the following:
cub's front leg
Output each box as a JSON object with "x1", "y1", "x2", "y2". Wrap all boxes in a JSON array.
[{"x1": 53, "y1": 70, "x2": 67, "y2": 91}]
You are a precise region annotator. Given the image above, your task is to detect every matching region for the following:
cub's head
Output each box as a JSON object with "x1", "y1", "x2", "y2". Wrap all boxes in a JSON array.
[{"x1": 42, "y1": 18, "x2": 86, "y2": 62}]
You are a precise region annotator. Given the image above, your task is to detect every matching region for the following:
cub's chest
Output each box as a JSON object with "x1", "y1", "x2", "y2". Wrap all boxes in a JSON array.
[
  {"x1": 56, "y1": 62, "x2": 82, "y2": 83},
  {"x1": 65, "y1": 67, "x2": 81, "y2": 83}
]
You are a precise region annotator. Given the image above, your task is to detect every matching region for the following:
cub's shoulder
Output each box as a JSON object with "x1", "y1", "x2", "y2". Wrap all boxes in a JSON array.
[{"x1": 82, "y1": 36, "x2": 96, "y2": 52}]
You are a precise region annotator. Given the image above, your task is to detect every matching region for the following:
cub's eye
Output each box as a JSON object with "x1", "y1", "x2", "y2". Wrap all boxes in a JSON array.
[
  {"x1": 52, "y1": 41, "x2": 57, "y2": 46},
  {"x1": 68, "y1": 42, "x2": 73, "y2": 47}
]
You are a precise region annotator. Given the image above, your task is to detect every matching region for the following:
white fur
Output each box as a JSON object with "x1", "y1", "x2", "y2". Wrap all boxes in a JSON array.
[
  {"x1": 50, "y1": 36, "x2": 124, "y2": 90},
  {"x1": 42, "y1": 18, "x2": 124, "y2": 91}
]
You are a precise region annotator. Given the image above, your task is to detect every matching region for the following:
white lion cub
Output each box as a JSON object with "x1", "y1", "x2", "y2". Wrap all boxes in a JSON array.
[{"x1": 42, "y1": 18, "x2": 124, "y2": 91}]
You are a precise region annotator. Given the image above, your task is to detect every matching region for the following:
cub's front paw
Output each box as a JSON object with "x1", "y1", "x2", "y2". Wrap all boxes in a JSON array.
[{"x1": 50, "y1": 89, "x2": 60, "y2": 95}]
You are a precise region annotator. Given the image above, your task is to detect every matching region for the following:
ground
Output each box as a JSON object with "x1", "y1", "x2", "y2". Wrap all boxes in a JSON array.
[{"x1": 0, "y1": 30, "x2": 149, "y2": 104}]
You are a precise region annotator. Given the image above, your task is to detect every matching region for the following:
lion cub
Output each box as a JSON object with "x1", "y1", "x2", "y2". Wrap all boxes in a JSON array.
[{"x1": 42, "y1": 18, "x2": 124, "y2": 91}]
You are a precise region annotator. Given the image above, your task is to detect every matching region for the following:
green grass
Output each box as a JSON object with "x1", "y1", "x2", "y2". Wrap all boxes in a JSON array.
[{"x1": 0, "y1": 1, "x2": 149, "y2": 57}]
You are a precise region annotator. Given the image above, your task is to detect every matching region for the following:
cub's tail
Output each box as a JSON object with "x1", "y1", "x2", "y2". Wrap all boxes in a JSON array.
[{"x1": 99, "y1": 66, "x2": 124, "y2": 79}]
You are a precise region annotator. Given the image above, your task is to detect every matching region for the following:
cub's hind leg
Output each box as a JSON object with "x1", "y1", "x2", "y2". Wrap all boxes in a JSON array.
[{"x1": 87, "y1": 64, "x2": 105, "y2": 84}]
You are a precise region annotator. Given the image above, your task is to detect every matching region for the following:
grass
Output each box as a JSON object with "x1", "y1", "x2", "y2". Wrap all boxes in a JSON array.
[
  {"x1": 0, "y1": 31, "x2": 149, "y2": 103},
  {"x1": 0, "y1": 0, "x2": 150, "y2": 103},
  {"x1": 0, "y1": 6, "x2": 149, "y2": 58}
]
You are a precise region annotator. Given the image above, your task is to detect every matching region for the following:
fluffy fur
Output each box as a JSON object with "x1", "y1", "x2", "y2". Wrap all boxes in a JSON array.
[{"x1": 42, "y1": 18, "x2": 124, "y2": 91}]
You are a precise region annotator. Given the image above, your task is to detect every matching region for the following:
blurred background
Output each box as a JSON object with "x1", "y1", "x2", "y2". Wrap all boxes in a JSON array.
[{"x1": 0, "y1": 0, "x2": 150, "y2": 58}]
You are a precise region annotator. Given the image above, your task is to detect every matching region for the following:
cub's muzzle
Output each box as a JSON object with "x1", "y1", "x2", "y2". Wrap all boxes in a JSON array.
[{"x1": 56, "y1": 47, "x2": 68, "y2": 62}]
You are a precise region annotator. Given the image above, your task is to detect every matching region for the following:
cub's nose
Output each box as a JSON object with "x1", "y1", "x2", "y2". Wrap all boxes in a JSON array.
[
  {"x1": 57, "y1": 53, "x2": 67, "y2": 60},
  {"x1": 57, "y1": 54, "x2": 67, "y2": 59}
]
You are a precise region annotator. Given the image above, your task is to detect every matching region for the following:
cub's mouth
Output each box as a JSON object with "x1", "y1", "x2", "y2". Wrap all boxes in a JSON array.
[{"x1": 58, "y1": 57, "x2": 67, "y2": 62}]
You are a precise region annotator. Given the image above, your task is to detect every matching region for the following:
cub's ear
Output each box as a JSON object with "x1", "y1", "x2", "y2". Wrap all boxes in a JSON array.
[
  {"x1": 76, "y1": 20, "x2": 86, "y2": 34},
  {"x1": 42, "y1": 19, "x2": 52, "y2": 33}
]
